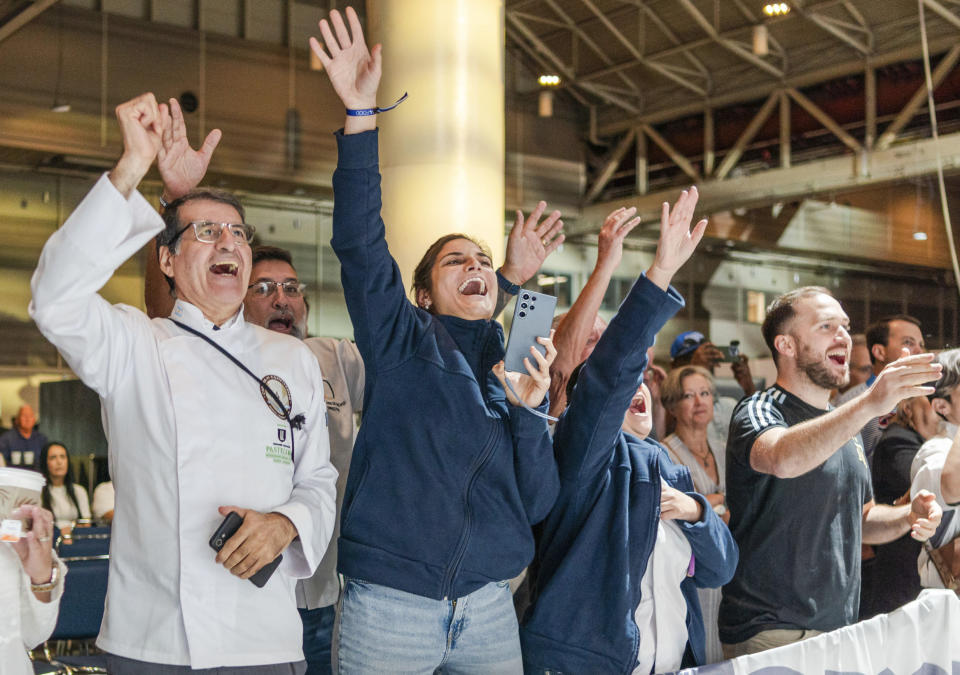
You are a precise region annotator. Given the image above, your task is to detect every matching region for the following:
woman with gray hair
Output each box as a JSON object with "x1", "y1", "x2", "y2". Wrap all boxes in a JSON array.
[{"x1": 660, "y1": 364, "x2": 728, "y2": 664}]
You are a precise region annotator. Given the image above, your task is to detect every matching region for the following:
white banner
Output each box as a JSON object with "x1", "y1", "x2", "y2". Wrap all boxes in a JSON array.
[{"x1": 678, "y1": 590, "x2": 960, "y2": 675}]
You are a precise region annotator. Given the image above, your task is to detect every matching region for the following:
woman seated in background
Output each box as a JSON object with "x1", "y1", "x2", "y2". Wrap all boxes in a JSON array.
[
  {"x1": 40, "y1": 442, "x2": 90, "y2": 534},
  {"x1": 861, "y1": 394, "x2": 940, "y2": 619},
  {"x1": 660, "y1": 364, "x2": 729, "y2": 664},
  {"x1": 520, "y1": 187, "x2": 738, "y2": 674}
]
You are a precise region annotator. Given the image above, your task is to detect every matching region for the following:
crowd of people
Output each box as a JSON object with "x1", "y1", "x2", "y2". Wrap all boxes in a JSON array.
[{"x1": 4, "y1": 5, "x2": 960, "y2": 675}]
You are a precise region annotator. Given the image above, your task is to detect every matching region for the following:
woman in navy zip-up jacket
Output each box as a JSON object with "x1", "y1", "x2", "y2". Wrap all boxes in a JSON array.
[
  {"x1": 312, "y1": 9, "x2": 561, "y2": 671},
  {"x1": 520, "y1": 189, "x2": 739, "y2": 674}
]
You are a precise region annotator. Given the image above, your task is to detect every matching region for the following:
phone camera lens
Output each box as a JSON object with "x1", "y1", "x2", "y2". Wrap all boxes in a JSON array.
[
  {"x1": 530, "y1": 305, "x2": 535, "y2": 310},
  {"x1": 519, "y1": 311, "x2": 526, "y2": 318},
  {"x1": 521, "y1": 303, "x2": 528, "y2": 309},
  {"x1": 522, "y1": 293, "x2": 530, "y2": 300}
]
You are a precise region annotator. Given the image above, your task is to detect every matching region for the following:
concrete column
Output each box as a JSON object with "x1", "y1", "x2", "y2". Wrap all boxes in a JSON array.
[{"x1": 367, "y1": 0, "x2": 505, "y2": 292}]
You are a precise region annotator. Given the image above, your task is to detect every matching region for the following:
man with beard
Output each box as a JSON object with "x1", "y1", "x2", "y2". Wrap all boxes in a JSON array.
[
  {"x1": 719, "y1": 286, "x2": 943, "y2": 658},
  {"x1": 243, "y1": 244, "x2": 363, "y2": 674}
]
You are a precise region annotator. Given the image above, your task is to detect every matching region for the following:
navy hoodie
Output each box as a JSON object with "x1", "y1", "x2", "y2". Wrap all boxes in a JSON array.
[
  {"x1": 331, "y1": 129, "x2": 560, "y2": 601},
  {"x1": 520, "y1": 274, "x2": 739, "y2": 673}
]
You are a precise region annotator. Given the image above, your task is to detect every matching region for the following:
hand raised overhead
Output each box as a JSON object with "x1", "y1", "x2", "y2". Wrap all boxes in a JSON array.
[
  {"x1": 157, "y1": 97, "x2": 222, "y2": 200},
  {"x1": 309, "y1": 7, "x2": 381, "y2": 111},
  {"x1": 646, "y1": 186, "x2": 708, "y2": 290},
  {"x1": 109, "y1": 93, "x2": 169, "y2": 197},
  {"x1": 500, "y1": 201, "x2": 564, "y2": 286},
  {"x1": 596, "y1": 206, "x2": 642, "y2": 274}
]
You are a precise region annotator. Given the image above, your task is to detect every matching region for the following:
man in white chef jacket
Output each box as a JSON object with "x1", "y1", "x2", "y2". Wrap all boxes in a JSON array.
[{"x1": 29, "y1": 92, "x2": 337, "y2": 674}]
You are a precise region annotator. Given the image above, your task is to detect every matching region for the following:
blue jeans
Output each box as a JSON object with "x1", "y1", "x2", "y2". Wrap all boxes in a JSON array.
[
  {"x1": 335, "y1": 578, "x2": 522, "y2": 674},
  {"x1": 299, "y1": 605, "x2": 335, "y2": 674}
]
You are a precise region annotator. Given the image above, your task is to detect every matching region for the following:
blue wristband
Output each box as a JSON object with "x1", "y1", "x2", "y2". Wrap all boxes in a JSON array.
[{"x1": 346, "y1": 92, "x2": 409, "y2": 117}]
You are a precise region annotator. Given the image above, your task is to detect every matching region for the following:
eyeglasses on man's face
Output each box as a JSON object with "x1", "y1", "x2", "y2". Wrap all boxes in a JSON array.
[
  {"x1": 247, "y1": 280, "x2": 307, "y2": 298},
  {"x1": 170, "y1": 221, "x2": 256, "y2": 246}
]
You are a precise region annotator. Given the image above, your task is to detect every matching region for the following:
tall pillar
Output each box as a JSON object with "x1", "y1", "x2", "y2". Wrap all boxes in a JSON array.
[{"x1": 366, "y1": 0, "x2": 505, "y2": 293}]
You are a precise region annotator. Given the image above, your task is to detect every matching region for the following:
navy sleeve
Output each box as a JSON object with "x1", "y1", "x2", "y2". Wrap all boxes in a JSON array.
[
  {"x1": 330, "y1": 129, "x2": 425, "y2": 373},
  {"x1": 553, "y1": 274, "x2": 684, "y2": 490},
  {"x1": 510, "y1": 402, "x2": 560, "y2": 524}
]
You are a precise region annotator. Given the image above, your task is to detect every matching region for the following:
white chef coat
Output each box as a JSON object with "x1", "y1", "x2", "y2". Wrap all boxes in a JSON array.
[
  {"x1": 0, "y1": 546, "x2": 68, "y2": 675},
  {"x1": 911, "y1": 436, "x2": 960, "y2": 588},
  {"x1": 296, "y1": 337, "x2": 364, "y2": 610},
  {"x1": 29, "y1": 174, "x2": 337, "y2": 669}
]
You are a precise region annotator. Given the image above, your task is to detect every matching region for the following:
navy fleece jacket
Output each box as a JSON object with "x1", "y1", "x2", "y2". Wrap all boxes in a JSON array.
[
  {"x1": 331, "y1": 129, "x2": 560, "y2": 601},
  {"x1": 520, "y1": 274, "x2": 739, "y2": 673}
]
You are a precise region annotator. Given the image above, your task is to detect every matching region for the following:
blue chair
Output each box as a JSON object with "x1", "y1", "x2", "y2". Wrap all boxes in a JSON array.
[{"x1": 33, "y1": 529, "x2": 111, "y2": 673}]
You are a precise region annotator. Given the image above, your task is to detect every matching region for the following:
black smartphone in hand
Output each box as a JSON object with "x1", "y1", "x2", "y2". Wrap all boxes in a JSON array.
[{"x1": 209, "y1": 511, "x2": 283, "y2": 588}]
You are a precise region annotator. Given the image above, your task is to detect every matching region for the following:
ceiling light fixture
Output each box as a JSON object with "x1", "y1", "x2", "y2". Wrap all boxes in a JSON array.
[
  {"x1": 538, "y1": 74, "x2": 561, "y2": 87},
  {"x1": 763, "y1": 3, "x2": 790, "y2": 16},
  {"x1": 913, "y1": 231, "x2": 928, "y2": 241}
]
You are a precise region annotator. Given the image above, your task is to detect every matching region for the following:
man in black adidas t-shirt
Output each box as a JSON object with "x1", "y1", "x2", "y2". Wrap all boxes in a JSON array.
[{"x1": 719, "y1": 286, "x2": 943, "y2": 658}]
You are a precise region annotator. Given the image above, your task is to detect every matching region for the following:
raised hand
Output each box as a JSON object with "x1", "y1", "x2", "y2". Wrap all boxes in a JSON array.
[
  {"x1": 500, "y1": 201, "x2": 564, "y2": 286},
  {"x1": 309, "y1": 7, "x2": 381, "y2": 112},
  {"x1": 109, "y1": 92, "x2": 167, "y2": 197},
  {"x1": 647, "y1": 186, "x2": 708, "y2": 290},
  {"x1": 866, "y1": 348, "x2": 941, "y2": 418},
  {"x1": 493, "y1": 331, "x2": 557, "y2": 409},
  {"x1": 596, "y1": 206, "x2": 641, "y2": 274},
  {"x1": 157, "y1": 97, "x2": 222, "y2": 201}
]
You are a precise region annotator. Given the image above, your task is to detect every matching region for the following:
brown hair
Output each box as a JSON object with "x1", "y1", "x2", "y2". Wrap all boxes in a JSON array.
[
  {"x1": 761, "y1": 286, "x2": 832, "y2": 364},
  {"x1": 411, "y1": 233, "x2": 492, "y2": 311},
  {"x1": 661, "y1": 365, "x2": 716, "y2": 411}
]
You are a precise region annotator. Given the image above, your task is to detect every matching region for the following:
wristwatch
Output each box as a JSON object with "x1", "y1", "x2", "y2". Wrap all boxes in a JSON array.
[{"x1": 30, "y1": 562, "x2": 60, "y2": 593}]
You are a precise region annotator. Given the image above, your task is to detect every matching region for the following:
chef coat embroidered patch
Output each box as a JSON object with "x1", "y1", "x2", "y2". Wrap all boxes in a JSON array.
[
  {"x1": 266, "y1": 424, "x2": 293, "y2": 465},
  {"x1": 260, "y1": 374, "x2": 292, "y2": 419}
]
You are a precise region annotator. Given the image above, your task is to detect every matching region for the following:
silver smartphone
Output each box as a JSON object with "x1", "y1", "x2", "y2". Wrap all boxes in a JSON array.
[{"x1": 504, "y1": 290, "x2": 557, "y2": 373}]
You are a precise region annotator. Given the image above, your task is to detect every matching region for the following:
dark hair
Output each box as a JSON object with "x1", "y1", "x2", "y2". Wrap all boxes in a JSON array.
[
  {"x1": 411, "y1": 233, "x2": 492, "y2": 311},
  {"x1": 865, "y1": 314, "x2": 922, "y2": 366},
  {"x1": 39, "y1": 441, "x2": 83, "y2": 520},
  {"x1": 156, "y1": 189, "x2": 247, "y2": 293},
  {"x1": 761, "y1": 286, "x2": 832, "y2": 364},
  {"x1": 252, "y1": 244, "x2": 295, "y2": 268}
]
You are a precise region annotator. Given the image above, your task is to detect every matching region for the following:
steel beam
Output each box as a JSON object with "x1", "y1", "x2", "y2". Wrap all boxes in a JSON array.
[
  {"x1": 584, "y1": 129, "x2": 636, "y2": 204},
  {"x1": 923, "y1": 0, "x2": 960, "y2": 31},
  {"x1": 596, "y1": 32, "x2": 960, "y2": 135},
  {"x1": 0, "y1": 0, "x2": 60, "y2": 43},
  {"x1": 780, "y1": 91, "x2": 791, "y2": 169},
  {"x1": 506, "y1": 14, "x2": 639, "y2": 114},
  {"x1": 636, "y1": 130, "x2": 648, "y2": 195},
  {"x1": 641, "y1": 123, "x2": 701, "y2": 182},
  {"x1": 677, "y1": 0, "x2": 783, "y2": 78},
  {"x1": 704, "y1": 108, "x2": 715, "y2": 177},
  {"x1": 786, "y1": 87, "x2": 863, "y2": 152},
  {"x1": 715, "y1": 92, "x2": 780, "y2": 180},
  {"x1": 538, "y1": 0, "x2": 640, "y2": 96},
  {"x1": 575, "y1": 131, "x2": 960, "y2": 236},
  {"x1": 576, "y1": 0, "x2": 707, "y2": 96},
  {"x1": 875, "y1": 43, "x2": 960, "y2": 151},
  {"x1": 865, "y1": 65, "x2": 876, "y2": 149}
]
